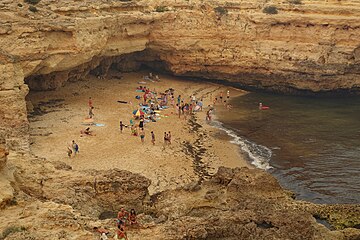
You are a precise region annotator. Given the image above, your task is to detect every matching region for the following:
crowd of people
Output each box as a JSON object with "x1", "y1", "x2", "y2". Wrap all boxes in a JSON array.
[
  {"x1": 66, "y1": 73, "x2": 234, "y2": 157},
  {"x1": 94, "y1": 207, "x2": 138, "y2": 240}
]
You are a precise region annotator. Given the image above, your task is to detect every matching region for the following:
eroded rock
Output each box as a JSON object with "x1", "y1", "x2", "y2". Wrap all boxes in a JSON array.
[{"x1": 14, "y1": 158, "x2": 151, "y2": 217}]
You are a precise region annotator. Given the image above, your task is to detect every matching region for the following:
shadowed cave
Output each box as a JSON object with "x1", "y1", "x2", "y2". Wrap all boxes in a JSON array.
[{"x1": 24, "y1": 50, "x2": 169, "y2": 92}]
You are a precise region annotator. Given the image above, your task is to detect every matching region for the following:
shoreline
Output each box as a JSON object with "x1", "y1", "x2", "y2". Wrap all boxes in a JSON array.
[
  {"x1": 1, "y1": 71, "x2": 359, "y2": 239},
  {"x1": 27, "y1": 71, "x2": 250, "y2": 194}
]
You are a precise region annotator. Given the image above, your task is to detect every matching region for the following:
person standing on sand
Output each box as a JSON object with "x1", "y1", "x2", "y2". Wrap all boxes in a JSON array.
[
  {"x1": 227, "y1": 90, "x2": 230, "y2": 99},
  {"x1": 140, "y1": 128, "x2": 145, "y2": 144},
  {"x1": 220, "y1": 91, "x2": 223, "y2": 102},
  {"x1": 183, "y1": 104, "x2": 189, "y2": 120},
  {"x1": 72, "y1": 140, "x2": 79, "y2": 156},
  {"x1": 198, "y1": 99, "x2": 203, "y2": 111},
  {"x1": 177, "y1": 95, "x2": 181, "y2": 105},
  {"x1": 139, "y1": 118, "x2": 144, "y2": 129},
  {"x1": 206, "y1": 109, "x2": 212, "y2": 121},
  {"x1": 164, "y1": 132, "x2": 168, "y2": 145},
  {"x1": 171, "y1": 95, "x2": 175, "y2": 107},
  {"x1": 191, "y1": 94, "x2": 196, "y2": 103},
  {"x1": 151, "y1": 131, "x2": 155, "y2": 145},
  {"x1": 143, "y1": 93, "x2": 147, "y2": 104},
  {"x1": 88, "y1": 97, "x2": 93, "y2": 108},
  {"x1": 89, "y1": 106, "x2": 94, "y2": 118},
  {"x1": 120, "y1": 121, "x2": 125, "y2": 133}
]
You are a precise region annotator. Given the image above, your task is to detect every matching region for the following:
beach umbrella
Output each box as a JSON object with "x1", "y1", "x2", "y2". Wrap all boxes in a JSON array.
[{"x1": 133, "y1": 109, "x2": 145, "y2": 116}]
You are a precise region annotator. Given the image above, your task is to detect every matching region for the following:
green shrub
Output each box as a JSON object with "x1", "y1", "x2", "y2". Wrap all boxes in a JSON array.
[
  {"x1": 155, "y1": 6, "x2": 169, "y2": 12},
  {"x1": 24, "y1": 0, "x2": 41, "y2": 5},
  {"x1": 214, "y1": 6, "x2": 228, "y2": 16},
  {"x1": 288, "y1": 0, "x2": 302, "y2": 4},
  {"x1": 0, "y1": 226, "x2": 26, "y2": 240},
  {"x1": 263, "y1": 6, "x2": 278, "y2": 14},
  {"x1": 29, "y1": 5, "x2": 38, "y2": 12}
]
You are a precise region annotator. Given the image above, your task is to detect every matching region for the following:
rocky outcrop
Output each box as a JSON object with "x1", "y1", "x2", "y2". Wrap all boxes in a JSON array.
[
  {"x1": 151, "y1": 167, "x2": 360, "y2": 240},
  {"x1": 0, "y1": 200, "x2": 94, "y2": 239},
  {"x1": 0, "y1": 63, "x2": 29, "y2": 151},
  {"x1": 13, "y1": 158, "x2": 151, "y2": 217},
  {"x1": 0, "y1": 155, "x2": 359, "y2": 239}
]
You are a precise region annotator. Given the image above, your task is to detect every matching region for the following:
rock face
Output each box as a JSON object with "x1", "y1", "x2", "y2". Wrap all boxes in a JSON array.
[
  {"x1": 0, "y1": 140, "x2": 8, "y2": 170},
  {"x1": 13, "y1": 158, "x2": 151, "y2": 217},
  {"x1": 2, "y1": 0, "x2": 360, "y2": 149},
  {"x1": 1, "y1": 162, "x2": 359, "y2": 240},
  {"x1": 151, "y1": 167, "x2": 360, "y2": 240},
  {"x1": 0, "y1": 140, "x2": 12, "y2": 210}
]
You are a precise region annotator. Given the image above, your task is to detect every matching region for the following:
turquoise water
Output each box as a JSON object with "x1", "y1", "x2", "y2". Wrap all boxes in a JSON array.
[{"x1": 216, "y1": 93, "x2": 360, "y2": 204}]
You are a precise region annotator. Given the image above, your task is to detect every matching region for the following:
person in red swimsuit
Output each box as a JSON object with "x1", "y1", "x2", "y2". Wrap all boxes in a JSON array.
[{"x1": 116, "y1": 225, "x2": 128, "y2": 240}]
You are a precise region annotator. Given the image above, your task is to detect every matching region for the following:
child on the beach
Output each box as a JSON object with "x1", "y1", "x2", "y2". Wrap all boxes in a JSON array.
[
  {"x1": 164, "y1": 132, "x2": 168, "y2": 145},
  {"x1": 151, "y1": 131, "x2": 155, "y2": 145},
  {"x1": 67, "y1": 147, "x2": 72, "y2": 158},
  {"x1": 131, "y1": 125, "x2": 138, "y2": 136},
  {"x1": 167, "y1": 131, "x2": 172, "y2": 144}
]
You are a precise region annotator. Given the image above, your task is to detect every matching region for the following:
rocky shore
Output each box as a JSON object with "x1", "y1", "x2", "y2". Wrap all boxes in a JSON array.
[
  {"x1": 0, "y1": 0, "x2": 360, "y2": 239},
  {"x1": 1, "y1": 154, "x2": 359, "y2": 239},
  {"x1": 0, "y1": 73, "x2": 359, "y2": 239}
]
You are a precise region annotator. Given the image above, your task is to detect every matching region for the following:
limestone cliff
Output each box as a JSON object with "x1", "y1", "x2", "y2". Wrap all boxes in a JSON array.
[
  {"x1": 1, "y1": 1, "x2": 360, "y2": 239},
  {"x1": 2, "y1": 0, "x2": 360, "y2": 148}
]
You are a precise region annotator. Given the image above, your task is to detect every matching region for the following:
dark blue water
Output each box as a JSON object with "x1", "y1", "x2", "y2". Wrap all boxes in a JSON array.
[{"x1": 216, "y1": 92, "x2": 360, "y2": 204}]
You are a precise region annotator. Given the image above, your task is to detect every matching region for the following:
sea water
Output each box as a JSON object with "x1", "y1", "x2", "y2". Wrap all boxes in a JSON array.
[{"x1": 215, "y1": 92, "x2": 360, "y2": 204}]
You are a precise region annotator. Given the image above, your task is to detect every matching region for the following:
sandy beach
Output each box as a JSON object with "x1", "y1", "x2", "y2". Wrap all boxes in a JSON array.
[{"x1": 27, "y1": 71, "x2": 250, "y2": 194}]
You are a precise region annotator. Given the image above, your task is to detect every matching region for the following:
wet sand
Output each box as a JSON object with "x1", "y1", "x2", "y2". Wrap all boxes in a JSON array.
[{"x1": 27, "y1": 72, "x2": 250, "y2": 194}]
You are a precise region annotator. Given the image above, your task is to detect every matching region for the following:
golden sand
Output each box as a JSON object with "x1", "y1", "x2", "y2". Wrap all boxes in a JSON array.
[{"x1": 28, "y1": 72, "x2": 250, "y2": 194}]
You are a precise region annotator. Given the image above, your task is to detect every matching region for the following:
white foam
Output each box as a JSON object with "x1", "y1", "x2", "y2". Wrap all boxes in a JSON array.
[{"x1": 209, "y1": 117, "x2": 273, "y2": 170}]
